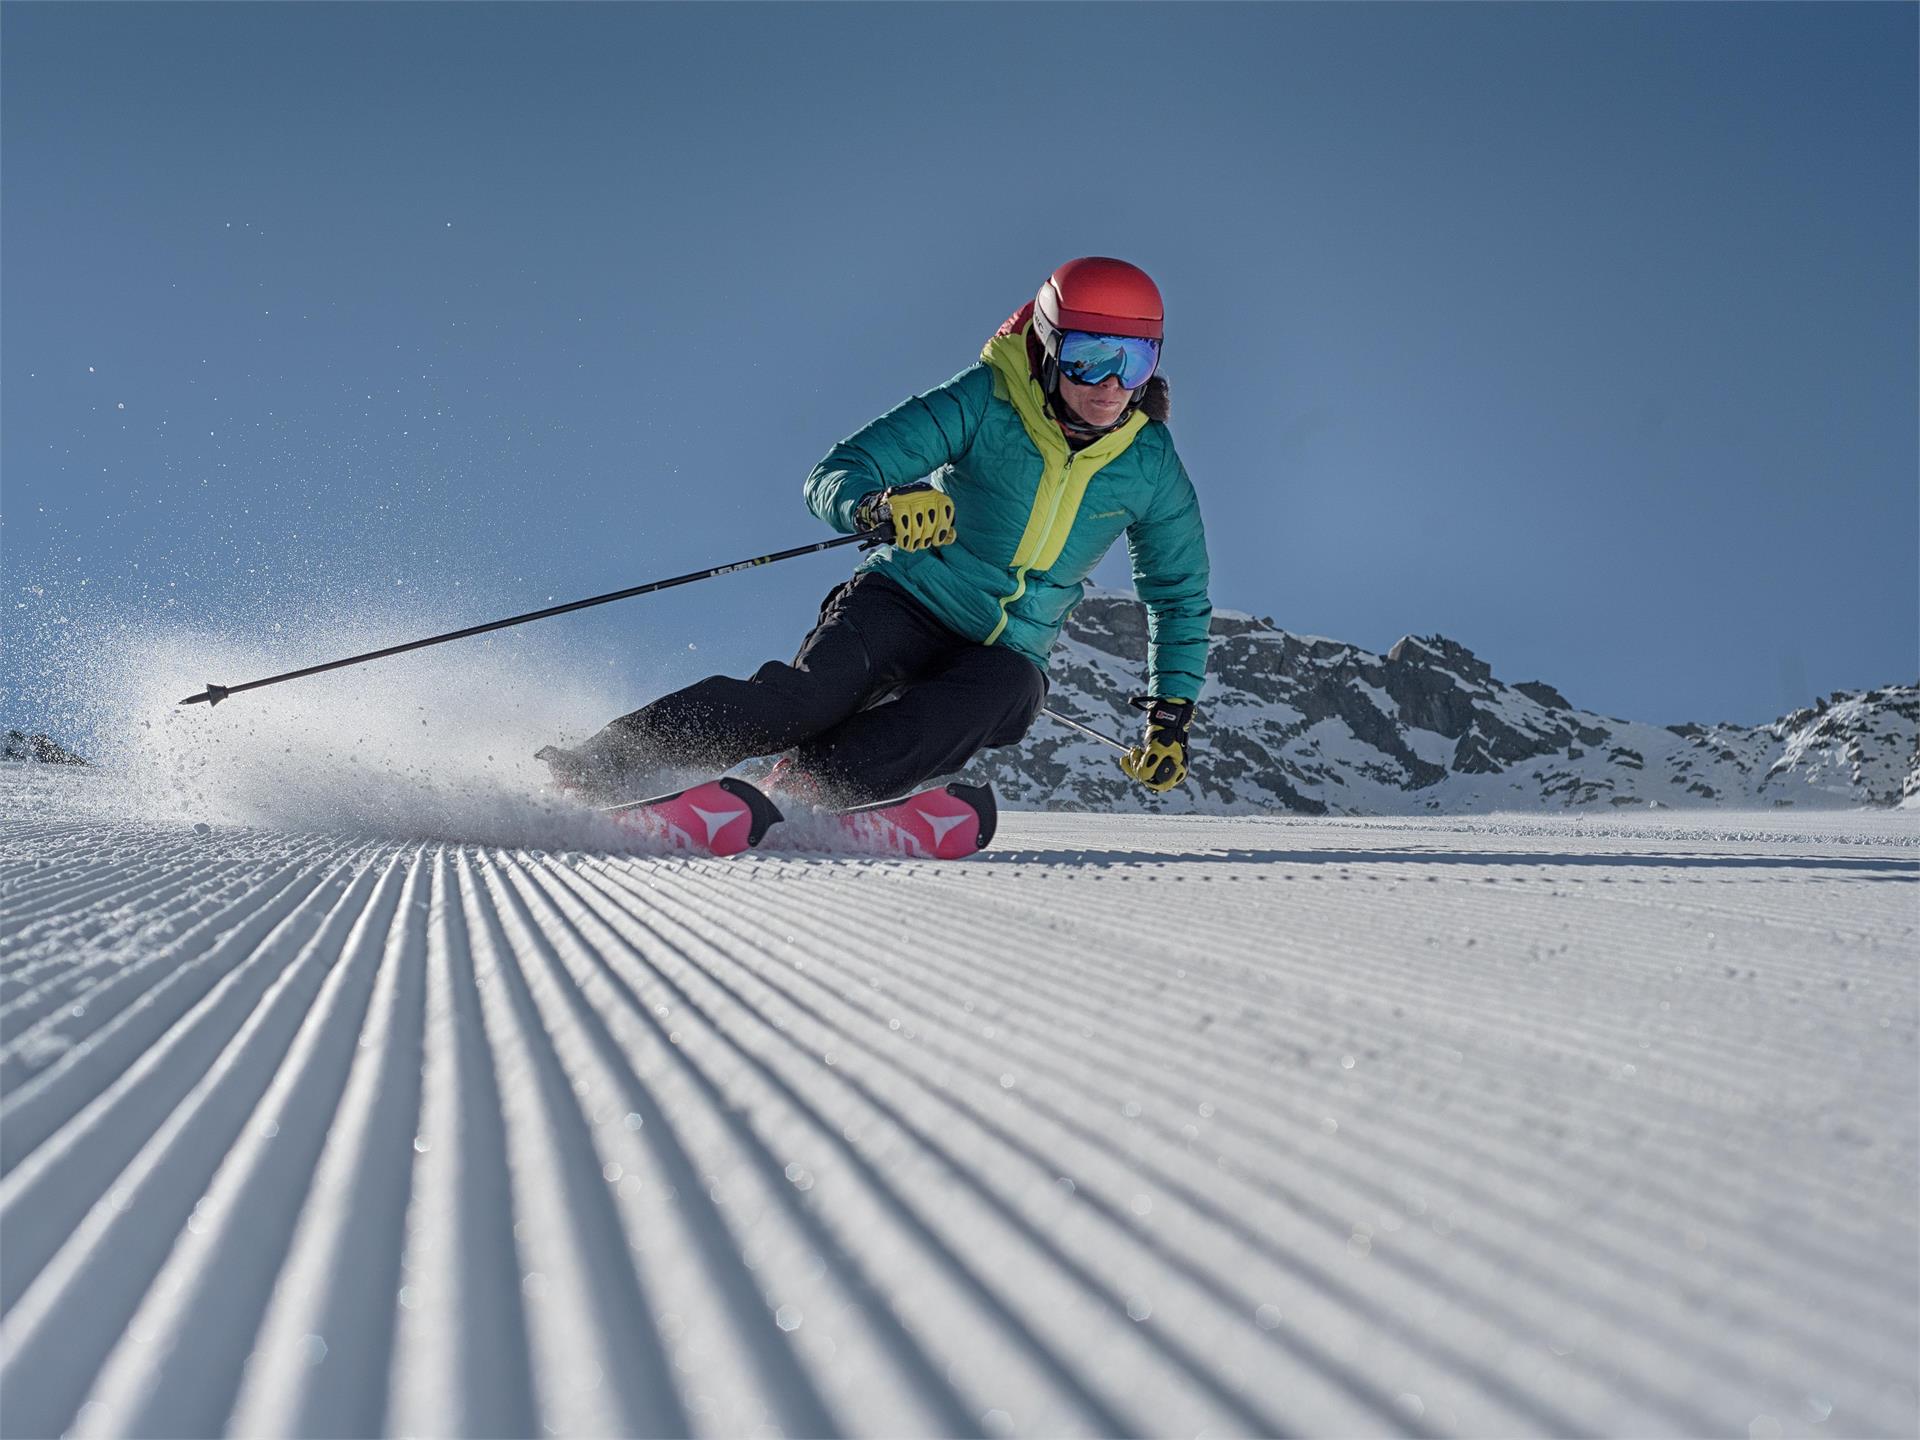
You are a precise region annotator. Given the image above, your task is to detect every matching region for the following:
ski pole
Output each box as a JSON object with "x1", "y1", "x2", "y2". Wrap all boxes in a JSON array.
[
  {"x1": 1041, "y1": 706, "x2": 1130, "y2": 753},
  {"x1": 179, "y1": 530, "x2": 881, "y2": 707}
]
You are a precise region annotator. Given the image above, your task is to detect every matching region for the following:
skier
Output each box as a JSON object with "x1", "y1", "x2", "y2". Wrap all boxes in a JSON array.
[{"x1": 540, "y1": 256, "x2": 1212, "y2": 809}]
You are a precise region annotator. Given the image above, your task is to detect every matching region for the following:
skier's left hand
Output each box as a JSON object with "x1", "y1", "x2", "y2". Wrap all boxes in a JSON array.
[{"x1": 1118, "y1": 695, "x2": 1194, "y2": 793}]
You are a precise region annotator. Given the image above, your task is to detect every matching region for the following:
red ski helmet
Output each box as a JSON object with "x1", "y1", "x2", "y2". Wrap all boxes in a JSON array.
[{"x1": 1034, "y1": 257, "x2": 1164, "y2": 342}]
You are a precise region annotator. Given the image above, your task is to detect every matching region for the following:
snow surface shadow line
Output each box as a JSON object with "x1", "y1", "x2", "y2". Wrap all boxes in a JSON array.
[
  {"x1": 786, "y1": 858, "x2": 1916, "y2": 1330},
  {"x1": 661, "y1": 864, "x2": 1748, "y2": 1438},
  {"x1": 563, "y1": 863, "x2": 1139, "y2": 1440},
  {"x1": 0, "y1": 856, "x2": 327, "y2": 1110},
  {"x1": 490, "y1": 856, "x2": 844, "y2": 1440},
  {"x1": 647, "y1": 870, "x2": 1507, "y2": 1439},
  {"x1": 589, "y1": 866, "x2": 1352, "y2": 1440},
  {"x1": 464, "y1": 859, "x2": 693, "y2": 1438},
  {"x1": 424, "y1": 850, "x2": 540, "y2": 1437},
  {"x1": 978, "y1": 848, "x2": 1919, "y2": 875},
  {"x1": 270, "y1": 848, "x2": 435, "y2": 1439},
  {"x1": 0, "y1": 856, "x2": 377, "y2": 1439},
  {"x1": 156, "y1": 852, "x2": 417, "y2": 1438}
]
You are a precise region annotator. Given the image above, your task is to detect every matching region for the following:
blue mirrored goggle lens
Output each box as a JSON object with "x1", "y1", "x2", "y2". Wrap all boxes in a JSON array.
[{"x1": 1055, "y1": 330, "x2": 1160, "y2": 389}]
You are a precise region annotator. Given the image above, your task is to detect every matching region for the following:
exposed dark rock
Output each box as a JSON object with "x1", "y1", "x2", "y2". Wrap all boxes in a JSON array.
[
  {"x1": 3, "y1": 730, "x2": 86, "y2": 765},
  {"x1": 1516, "y1": 681, "x2": 1571, "y2": 710},
  {"x1": 1381, "y1": 643, "x2": 1479, "y2": 738},
  {"x1": 1069, "y1": 593, "x2": 1149, "y2": 661}
]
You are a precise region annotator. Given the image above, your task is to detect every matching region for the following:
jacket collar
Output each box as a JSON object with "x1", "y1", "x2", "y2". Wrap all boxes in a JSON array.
[{"x1": 981, "y1": 320, "x2": 1148, "y2": 468}]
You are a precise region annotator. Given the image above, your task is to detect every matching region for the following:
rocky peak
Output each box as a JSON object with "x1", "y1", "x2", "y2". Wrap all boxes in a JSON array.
[
  {"x1": 1386, "y1": 634, "x2": 1497, "y2": 687},
  {"x1": 969, "y1": 589, "x2": 1918, "y2": 815}
]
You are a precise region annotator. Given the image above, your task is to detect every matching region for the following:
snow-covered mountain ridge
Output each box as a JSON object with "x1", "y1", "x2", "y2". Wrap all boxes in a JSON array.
[{"x1": 976, "y1": 590, "x2": 1919, "y2": 815}]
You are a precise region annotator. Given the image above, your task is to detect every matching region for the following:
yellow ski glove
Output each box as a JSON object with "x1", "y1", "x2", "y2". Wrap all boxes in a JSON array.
[
  {"x1": 854, "y1": 482, "x2": 956, "y2": 552},
  {"x1": 1118, "y1": 696, "x2": 1194, "y2": 794}
]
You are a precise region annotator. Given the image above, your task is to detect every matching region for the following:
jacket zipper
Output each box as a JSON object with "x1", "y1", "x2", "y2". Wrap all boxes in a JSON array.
[{"x1": 989, "y1": 453, "x2": 1075, "y2": 644}]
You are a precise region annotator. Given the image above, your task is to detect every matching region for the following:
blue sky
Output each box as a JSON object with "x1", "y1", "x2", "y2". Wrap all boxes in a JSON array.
[{"x1": 4, "y1": 2, "x2": 1914, "y2": 736}]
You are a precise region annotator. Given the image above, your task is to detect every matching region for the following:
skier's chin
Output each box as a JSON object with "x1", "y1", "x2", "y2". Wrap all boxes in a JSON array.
[{"x1": 1064, "y1": 396, "x2": 1125, "y2": 427}]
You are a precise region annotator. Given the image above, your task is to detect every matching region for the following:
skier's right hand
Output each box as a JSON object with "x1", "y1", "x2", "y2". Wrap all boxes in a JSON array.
[{"x1": 854, "y1": 482, "x2": 956, "y2": 551}]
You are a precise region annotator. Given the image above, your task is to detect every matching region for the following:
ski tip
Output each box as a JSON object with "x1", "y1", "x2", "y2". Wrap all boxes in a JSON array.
[
  {"x1": 945, "y1": 781, "x2": 998, "y2": 851},
  {"x1": 717, "y1": 776, "x2": 785, "y2": 847}
]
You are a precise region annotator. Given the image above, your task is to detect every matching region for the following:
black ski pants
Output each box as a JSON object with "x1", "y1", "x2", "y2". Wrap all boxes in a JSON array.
[{"x1": 595, "y1": 572, "x2": 1046, "y2": 806}]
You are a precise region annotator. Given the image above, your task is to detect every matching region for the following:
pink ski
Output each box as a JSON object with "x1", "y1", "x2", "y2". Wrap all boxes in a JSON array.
[
  {"x1": 602, "y1": 777, "x2": 783, "y2": 857},
  {"x1": 827, "y1": 782, "x2": 998, "y2": 859}
]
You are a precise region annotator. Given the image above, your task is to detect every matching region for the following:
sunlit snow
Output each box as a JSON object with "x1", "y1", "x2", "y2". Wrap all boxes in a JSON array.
[{"x1": 2, "y1": 761, "x2": 1914, "y2": 1438}]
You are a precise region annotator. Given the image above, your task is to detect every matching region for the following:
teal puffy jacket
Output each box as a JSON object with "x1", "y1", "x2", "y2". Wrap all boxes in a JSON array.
[{"x1": 805, "y1": 312, "x2": 1212, "y2": 701}]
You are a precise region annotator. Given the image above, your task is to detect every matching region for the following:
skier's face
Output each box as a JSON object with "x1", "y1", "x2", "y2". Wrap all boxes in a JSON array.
[{"x1": 1057, "y1": 371, "x2": 1134, "y2": 430}]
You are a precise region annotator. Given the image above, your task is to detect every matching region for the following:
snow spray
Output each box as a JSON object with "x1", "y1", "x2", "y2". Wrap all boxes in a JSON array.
[{"x1": 5, "y1": 577, "x2": 681, "y2": 849}]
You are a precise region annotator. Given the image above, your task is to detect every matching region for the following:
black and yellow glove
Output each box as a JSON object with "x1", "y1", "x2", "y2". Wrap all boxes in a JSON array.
[
  {"x1": 854, "y1": 482, "x2": 956, "y2": 552},
  {"x1": 1118, "y1": 695, "x2": 1194, "y2": 794}
]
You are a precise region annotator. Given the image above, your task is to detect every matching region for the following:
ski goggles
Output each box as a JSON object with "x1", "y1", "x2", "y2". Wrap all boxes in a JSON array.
[{"x1": 1053, "y1": 329, "x2": 1161, "y2": 390}]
